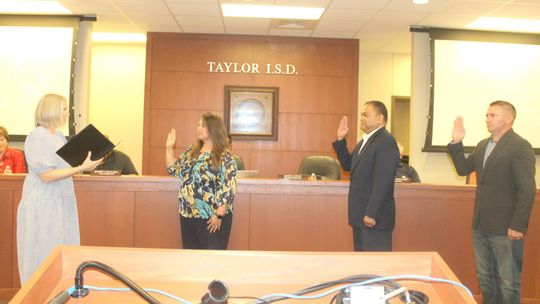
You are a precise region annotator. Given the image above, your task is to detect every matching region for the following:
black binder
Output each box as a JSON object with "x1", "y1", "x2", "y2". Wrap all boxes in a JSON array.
[{"x1": 56, "y1": 124, "x2": 115, "y2": 167}]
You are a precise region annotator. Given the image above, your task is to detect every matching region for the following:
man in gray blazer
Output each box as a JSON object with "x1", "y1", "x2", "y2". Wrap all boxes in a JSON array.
[
  {"x1": 448, "y1": 100, "x2": 536, "y2": 304},
  {"x1": 333, "y1": 101, "x2": 399, "y2": 251}
]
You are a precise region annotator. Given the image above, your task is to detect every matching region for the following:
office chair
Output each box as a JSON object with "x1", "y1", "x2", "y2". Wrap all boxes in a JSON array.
[
  {"x1": 466, "y1": 171, "x2": 477, "y2": 185},
  {"x1": 298, "y1": 156, "x2": 341, "y2": 180},
  {"x1": 232, "y1": 154, "x2": 245, "y2": 170},
  {"x1": 16, "y1": 148, "x2": 29, "y2": 173}
]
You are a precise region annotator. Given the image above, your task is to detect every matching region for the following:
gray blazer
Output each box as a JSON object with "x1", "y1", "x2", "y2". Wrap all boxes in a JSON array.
[
  {"x1": 333, "y1": 128, "x2": 400, "y2": 230},
  {"x1": 448, "y1": 129, "x2": 536, "y2": 235}
]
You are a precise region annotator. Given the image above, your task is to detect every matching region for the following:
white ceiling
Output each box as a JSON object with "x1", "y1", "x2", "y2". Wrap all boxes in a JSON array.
[{"x1": 58, "y1": 0, "x2": 540, "y2": 53}]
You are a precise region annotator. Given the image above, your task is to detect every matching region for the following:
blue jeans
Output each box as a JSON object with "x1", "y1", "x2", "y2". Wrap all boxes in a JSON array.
[{"x1": 473, "y1": 229, "x2": 523, "y2": 304}]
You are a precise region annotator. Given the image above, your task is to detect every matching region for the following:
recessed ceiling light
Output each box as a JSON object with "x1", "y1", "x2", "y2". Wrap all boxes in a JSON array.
[
  {"x1": 0, "y1": 1, "x2": 71, "y2": 14},
  {"x1": 466, "y1": 17, "x2": 540, "y2": 33},
  {"x1": 92, "y1": 33, "x2": 147, "y2": 43},
  {"x1": 221, "y1": 4, "x2": 325, "y2": 20},
  {"x1": 412, "y1": 0, "x2": 429, "y2": 4}
]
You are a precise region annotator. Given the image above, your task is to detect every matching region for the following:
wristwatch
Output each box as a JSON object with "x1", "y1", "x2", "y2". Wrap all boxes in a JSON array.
[{"x1": 216, "y1": 214, "x2": 223, "y2": 220}]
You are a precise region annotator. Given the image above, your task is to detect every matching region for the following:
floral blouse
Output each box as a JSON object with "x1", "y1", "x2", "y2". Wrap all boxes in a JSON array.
[{"x1": 167, "y1": 146, "x2": 237, "y2": 218}]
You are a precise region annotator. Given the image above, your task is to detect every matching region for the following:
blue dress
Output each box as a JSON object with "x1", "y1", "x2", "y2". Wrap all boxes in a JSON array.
[{"x1": 17, "y1": 126, "x2": 80, "y2": 284}]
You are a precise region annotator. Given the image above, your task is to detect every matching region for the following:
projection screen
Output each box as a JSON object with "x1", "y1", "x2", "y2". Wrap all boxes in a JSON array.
[
  {"x1": 0, "y1": 15, "x2": 80, "y2": 140},
  {"x1": 424, "y1": 28, "x2": 540, "y2": 153}
]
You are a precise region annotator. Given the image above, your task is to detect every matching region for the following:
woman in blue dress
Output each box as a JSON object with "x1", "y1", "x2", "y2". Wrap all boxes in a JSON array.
[
  {"x1": 166, "y1": 112, "x2": 237, "y2": 249},
  {"x1": 17, "y1": 94, "x2": 102, "y2": 284}
]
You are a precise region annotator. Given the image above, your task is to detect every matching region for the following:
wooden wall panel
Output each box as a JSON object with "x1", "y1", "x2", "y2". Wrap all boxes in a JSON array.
[
  {"x1": 76, "y1": 191, "x2": 135, "y2": 247},
  {"x1": 147, "y1": 147, "x2": 173, "y2": 175},
  {"x1": 0, "y1": 191, "x2": 13, "y2": 288},
  {"x1": 277, "y1": 113, "x2": 345, "y2": 152},
  {"x1": 143, "y1": 33, "x2": 358, "y2": 175},
  {"x1": 148, "y1": 109, "x2": 210, "y2": 148},
  {"x1": 151, "y1": 72, "x2": 253, "y2": 110},
  {"x1": 254, "y1": 74, "x2": 355, "y2": 114},
  {"x1": 150, "y1": 34, "x2": 357, "y2": 77},
  {"x1": 249, "y1": 151, "x2": 337, "y2": 178}
]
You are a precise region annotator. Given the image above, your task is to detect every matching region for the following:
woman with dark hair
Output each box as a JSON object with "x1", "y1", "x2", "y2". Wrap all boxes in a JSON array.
[
  {"x1": 165, "y1": 112, "x2": 237, "y2": 249},
  {"x1": 0, "y1": 126, "x2": 27, "y2": 173}
]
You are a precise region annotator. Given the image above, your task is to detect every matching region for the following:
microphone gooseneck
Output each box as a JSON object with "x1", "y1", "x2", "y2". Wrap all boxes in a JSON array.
[{"x1": 71, "y1": 261, "x2": 161, "y2": 304}]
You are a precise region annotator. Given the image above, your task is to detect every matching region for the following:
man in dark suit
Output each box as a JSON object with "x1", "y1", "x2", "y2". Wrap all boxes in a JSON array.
[
  {"x1": 448, "y1": 100, "x2": 536, "y2": 304},
  {"x1": 332, "y1": 100, "x2": 399, "y2": 251}
]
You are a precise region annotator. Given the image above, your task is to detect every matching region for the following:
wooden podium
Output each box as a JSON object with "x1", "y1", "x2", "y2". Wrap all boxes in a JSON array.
[{"x1": 11, "y1": 246, "x2": 476, "y2": 303}]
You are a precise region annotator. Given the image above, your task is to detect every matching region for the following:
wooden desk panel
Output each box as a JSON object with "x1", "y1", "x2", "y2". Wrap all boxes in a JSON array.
[
  {"x1": 76, "y1": 190, "x2": 135, "y2": 247},
  {"x1": 134, "y1": 191, "x2": 180, "y2": 249},
  {"x1": 249, "y1": 193, "x2": 352, "y2": 251},
  {"x1": 1, "y1": 175, "x2": 539, "y2": 302},
  {"x1": 11, "y1": 246, "x2": 476, "y2": 304},
  {"x1": 0, "y1": 190, "x2": 13, "y2": 288}
]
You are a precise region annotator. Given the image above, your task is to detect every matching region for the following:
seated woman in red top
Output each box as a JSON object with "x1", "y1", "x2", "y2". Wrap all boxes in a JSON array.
[{"x1": 0, "y1": 126, "x2": 27, "y2": 173}]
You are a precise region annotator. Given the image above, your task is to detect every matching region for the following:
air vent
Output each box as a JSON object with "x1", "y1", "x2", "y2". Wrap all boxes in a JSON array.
[{"x1": 270, "y1": 19, "x2": 317, "y2": 30}]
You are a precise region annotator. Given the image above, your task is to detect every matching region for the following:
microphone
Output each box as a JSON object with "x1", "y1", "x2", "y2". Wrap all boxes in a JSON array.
[
  {"x1": 47, "y1": 290, "x2": 70, "y2": 304},
  {"x1": 201, "y1": 280, "x2": 229, "y2": 304},
  {"x1": 70, "y1": 261, "x2": 160, "y2": 304}
]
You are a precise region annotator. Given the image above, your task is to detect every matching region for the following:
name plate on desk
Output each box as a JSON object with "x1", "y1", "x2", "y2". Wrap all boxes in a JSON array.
[
  {"x1": 278, "y1": 174, "x2": 322, "y2": 181},
  {"x1": 90, "y1": 170, "x2": 121, "y2": 176}
]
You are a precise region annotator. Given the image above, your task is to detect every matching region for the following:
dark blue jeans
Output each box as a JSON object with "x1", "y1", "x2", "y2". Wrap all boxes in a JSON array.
[{"x1": 473, "y1": 229, "x2": 523, "y2": 304}]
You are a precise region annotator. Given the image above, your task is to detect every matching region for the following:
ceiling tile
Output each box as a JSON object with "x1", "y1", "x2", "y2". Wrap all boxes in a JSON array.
[
  {"x1": 93, "y1": 23, "x2": 143, "y2": 33},
  {"x1": 177, "y1": 16, "x2": 224, "y2": 28},
  {"x1": 167, "y1": 2, "x2": 222, "y2": 16},
  {"x1": 416, "y1": 13, "x2": 479, "y2": 27},
  {"x1": 384, "y1": 0, "x2": 454, "y2": 12},
  {"x1": 113, "y1": 1, "x2": 171, "y2": 14},
  {"x1": 34, "y1": 0, "x2": 540, "y2": 53},
  {"x1": 330, "y1": 0, "x2": 392, "y2": 10},
  {"x1": 220, "y1": 0, "x2": 274, "y2": 4},
  {"x1": 312, "y1": 30, "x2": 356, "y2": 38},
  {"x1": 95, "y1": 14, "x2": 130, "y2": 24},
  {"x1": 360, "y1": 11, "x2": 429, "y2": 32},
  {"x1": 436, "y1": 0, "x2": 506, "y2": 15},
  {"x1": 316, "y1": 19, "x2": 367, "y2": 32},
  {"x1": 127, "y1": 14, "x2": 178, "y2": 26},
  {"x1": 321, "y1": 8, "x2": 377, "y2": 21},
  {"x1": 223, "y1": 17, "x2": 271, "y2": 28},
  {"x1": 488, "y1": 3, "x2": 540, "y2": 19},
  {"x1": 512, "y1": 0, "x2": 540, "y2": 3},
  {"x1": 138, "y1": 24, "x2": 182, "y2": 32},
  {"x1": 274, "y1": 0, "x2": 331, "y2": 7},
  {"x1": 59, "y1": 0, "x2": 119, "y2": 14},
  {"x1": 182, "y1": 26, "x2": 225, "y2": 34},
  {"x1": 168, "y1": 0, "x2": 217, "y2": 3}
]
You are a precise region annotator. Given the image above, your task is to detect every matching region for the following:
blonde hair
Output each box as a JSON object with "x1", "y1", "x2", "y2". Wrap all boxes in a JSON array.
[{"x1": 35, "y1": 94, "x2": 67, "y2": 128}]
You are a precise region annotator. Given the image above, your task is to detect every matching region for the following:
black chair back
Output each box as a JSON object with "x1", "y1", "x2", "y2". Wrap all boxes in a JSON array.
[{"x1": 298, "y1": 156, "x2": 340, "y2": 180}]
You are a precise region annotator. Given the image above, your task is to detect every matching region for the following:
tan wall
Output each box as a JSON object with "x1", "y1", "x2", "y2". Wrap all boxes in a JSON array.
[
  {"x1": 143, "y1": 33, "x2": 359, "y2": 177},
  {"x1": 88, "y1": 42, "x2": 146, "y2": 174}
]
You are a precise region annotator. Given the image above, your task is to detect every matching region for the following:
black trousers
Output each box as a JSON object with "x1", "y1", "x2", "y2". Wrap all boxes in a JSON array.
[
  {"x1": 352, "y1": 226, "x2": 392, "y2": 251},
  {"x1": 180, "y1": 213, "x2": 233, "y2": 250}
]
